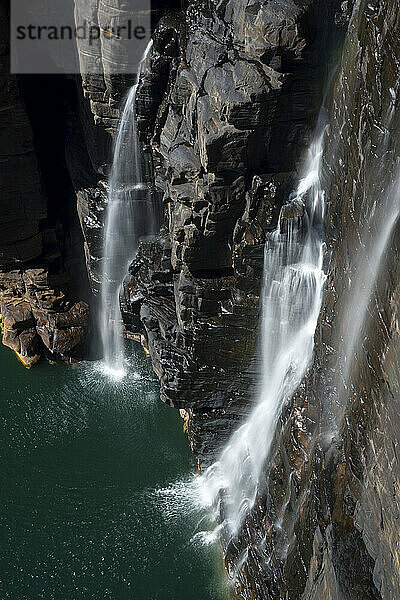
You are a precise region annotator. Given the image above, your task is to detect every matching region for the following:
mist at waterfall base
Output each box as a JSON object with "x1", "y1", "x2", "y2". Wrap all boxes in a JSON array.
[
  {"x1": 100, "y1": 41, "x2": 159, "y2": 380},
  {"x1": 0, "y1": 345, "x2": 230, "y2": 600}
]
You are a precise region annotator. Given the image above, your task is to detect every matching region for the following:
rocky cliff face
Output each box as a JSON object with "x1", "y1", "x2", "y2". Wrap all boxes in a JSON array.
[
  {"x1": 123, "y1": 0, "x2": 341, "y2": 467},
  {"x1": 0, "y1": 2, "x2": 90, "y2": 365},
  {"x1": 3, "y1": 0, "x2": 400, "y2": 598},
  {"x1": 123, "y1": 1, "x2": 400, "y2": 598},
  {"x1": 301, "y1": 1, "x2": 400, "y2": 596},
  {"x1": 223, "y1": 1, "x2": 400, "y2": 598}
]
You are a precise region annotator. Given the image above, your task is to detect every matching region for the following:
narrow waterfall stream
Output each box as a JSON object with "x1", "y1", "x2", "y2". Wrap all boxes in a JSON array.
[
  {"x1": 100, "y1": 40, "x2": 158, "y2": 379},
  {"x1": 197, "y1": 128, "x2": 327, "y2": 544},
  {"x1": 341, "y1": 177, "x2": 400, "y2": 383}
]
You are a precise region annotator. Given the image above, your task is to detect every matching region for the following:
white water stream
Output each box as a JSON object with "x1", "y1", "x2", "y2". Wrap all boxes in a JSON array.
[
  {"x1": 197, "y1": 130, "x2": 327, "y2": 543},
  {"x1": 100, "y1": 41, "x2": 156, "y2": 379}
]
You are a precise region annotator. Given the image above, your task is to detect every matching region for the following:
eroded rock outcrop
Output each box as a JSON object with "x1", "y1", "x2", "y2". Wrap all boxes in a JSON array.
[
  {"x1": 0, "y1": 3, "x2": 91, "y2": 364},
  {"x1": 124, "y1": 0, "x2": 339, "y2": 463}
]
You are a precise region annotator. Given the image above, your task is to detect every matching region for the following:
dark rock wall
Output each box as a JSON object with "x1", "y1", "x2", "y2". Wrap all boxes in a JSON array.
[
  {"x1": 124, "y1": 0, "x2": 340, "y2": 469},
  {"x1": 225, "y1": 1, "x2": 400, "y2": 599},
  {"x1": 0, "y1": 2, "x2": 90, "y2": 365},
  {"x1": 304, "y1": 0, "x2": 400, "y2": 596}
]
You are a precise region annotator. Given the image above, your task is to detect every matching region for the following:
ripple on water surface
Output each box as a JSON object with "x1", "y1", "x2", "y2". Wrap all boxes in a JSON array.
[{"x1": 0, "y1": 346, "x2": 230, "y2": 600}]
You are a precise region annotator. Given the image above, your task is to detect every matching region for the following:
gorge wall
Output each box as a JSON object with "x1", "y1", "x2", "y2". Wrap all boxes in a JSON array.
[
  {"x1": 2, "y1": 1, "x2": 400, "y2": 599},
  {"x1": 0, "y1": 1, "x2": 91, "y2": 365},
  {"x1": 302, "y1": 1, "x2": 400, "y2": 596},
  {"x1": 223, "y1": 1, "x2": 400, "y2": 598},
  {"x1": 124, "y1": 0, "x2": 341, "y2": 467}
]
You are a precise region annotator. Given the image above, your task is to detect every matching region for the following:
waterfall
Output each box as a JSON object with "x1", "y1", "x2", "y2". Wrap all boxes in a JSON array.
[
  {"x1": 340, "y1": 182, "x2": 400, "y2": 383},
  {"x1": 100, "y1": 40, "x2": 157, "y2": 379},
  {"x1": 338, "y1": 113, "x2": 400, "y2": 384},
  {"x1": 198, "y1": 128, "x2": 327, "y2": 543}
]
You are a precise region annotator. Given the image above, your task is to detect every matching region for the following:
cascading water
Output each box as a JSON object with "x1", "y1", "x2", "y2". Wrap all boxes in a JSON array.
[
  {"x1": 100, "y1": 41, "x2": 157, "y2": 379},
  {"x1": 197, "y1": 128, "x2": 327, "y2": 544},
  {"x1": 338, "y1": 107, "x2": 400, "y2": 384},
  {"x1": 341, "y1": 178, "x2": 400, "y2": 383}
]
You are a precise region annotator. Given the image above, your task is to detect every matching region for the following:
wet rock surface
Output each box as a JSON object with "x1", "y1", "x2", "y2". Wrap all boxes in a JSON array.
[
  {"x1": 223, "y1": 1, "x2": 400, "y2": 598},
  {"x1": 124, "y1": 0, "x2": 336, "y2": 449},
  {"x1": 300, "y1": 2, "x2": 400, "y2": 597}
]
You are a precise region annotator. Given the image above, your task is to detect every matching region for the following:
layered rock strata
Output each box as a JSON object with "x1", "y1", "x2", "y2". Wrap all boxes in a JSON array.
[
  {"x1": 124, "y1": 0, "x2": 340, "y2": 464},
  {"x1": 220, "y1": 1, "x2": 400, "y2": 598}
]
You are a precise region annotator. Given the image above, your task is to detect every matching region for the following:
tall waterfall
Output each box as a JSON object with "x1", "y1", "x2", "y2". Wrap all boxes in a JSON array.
[
  {"x1": 198, "y1": 129, "x2": 327, "y2": 543},
  {"x1": 100, "y1": 41, "x2": 157, "y2": 379}
]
